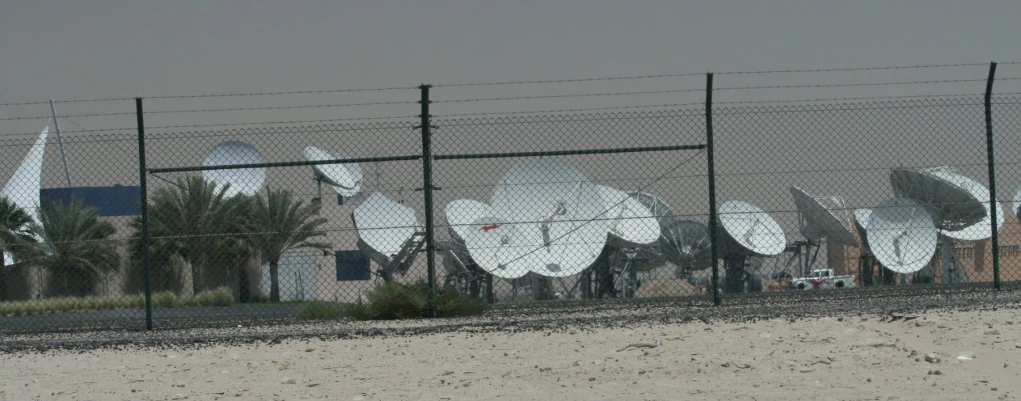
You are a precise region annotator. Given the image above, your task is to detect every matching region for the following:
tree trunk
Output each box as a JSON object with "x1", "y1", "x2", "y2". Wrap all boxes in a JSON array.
[
  {"x1": 0, "y1": 256, "x2": 7, "y2": 301},
  {"x1": 269, "y1": 259, "x2": 280, "y2": 303},
  {"x1": 190, "y1": 257, "x2": 203, "y2": 296}
]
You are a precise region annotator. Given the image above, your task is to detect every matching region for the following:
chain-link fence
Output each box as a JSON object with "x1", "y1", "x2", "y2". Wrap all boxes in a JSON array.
[{"x1": 1, "y1": 62, "x2": 1020, "y2": 334}]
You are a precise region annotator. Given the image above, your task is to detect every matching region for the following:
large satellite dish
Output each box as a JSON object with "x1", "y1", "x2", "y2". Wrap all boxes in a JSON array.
[
  {"x1": 352, "y1": 193, "x2": 428, "y2": 283},
  {"x1": 488, "y1": 158, "x2": 608, "y2": 278},
  {"x1": 596, "y1": 185, "x2": 660, "y2": 246},
  {"x1": 460, "y1": 216, "x2": 526, "y2": 279},
  {"x1": 659, "y1": 219, "x2": 712, "y2": 271},
  {"x1": 717, "y1": 200, "x2": 785, "y2": 293},
  {"x1": 940, "y1": 174, "x2": 1003, "y2": 241},
  {"x1": 202, "y1": 141, "x2": 266, "y2": 197},
  {"x1": 890, "y1": 167, "x2": 986, "y2": 231},
  {"x1": 353, "y1": 192, "x2": 422, "y2": 258},
  {"x1": 718, "y1": 200, "x2": 786, "y2": 257},
  {"x1": 866, "y1": 198, "x2": 937, "y2": 274},
  {"x1": 892, "y1": 167, "x2": 995, "y2": 284},
  {"x1": 445, "y1": 199, "x2": 494, "y2": 243},
  {"x1": 789, "y1": 186, "x2": 858, "y2": 247},
  {"x1": 303, "y1": 146, "x2": 363, "y2": 198},
  {"x1": 1, "y1": 126, "x2": 48, "y2": 265}
]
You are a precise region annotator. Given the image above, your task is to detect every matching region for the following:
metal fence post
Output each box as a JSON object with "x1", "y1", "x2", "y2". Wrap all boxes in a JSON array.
[
  {"x1": 136, "y1": 97, "x2": 154, "y2": 330},
  {"x1": 984, "y1": 62, "x2": 1000, "y2": 290},
  {"x1": 705, "y1": 73, "x2": 721, "y2": 307},
  {"x1": 420, "y1": 84, "x2": 438, "y2": 317}
]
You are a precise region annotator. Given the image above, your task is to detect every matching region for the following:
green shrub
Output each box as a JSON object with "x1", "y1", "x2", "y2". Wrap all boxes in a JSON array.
[
  {"x1": 194, "y1": 287, "x2": 234, "y2": 307},
  {"x1": 295, "y1": 301, "x2": 347, "y2": 320},
  {"x1": 335, "y1": 280, "x2": 487, "y2": 321},
  {"x1": 152, "y1": 291, "x2": 177, "y2": 308},
  {"x1": 0, "y1": 286, "x2": 235, "y2": 316}
]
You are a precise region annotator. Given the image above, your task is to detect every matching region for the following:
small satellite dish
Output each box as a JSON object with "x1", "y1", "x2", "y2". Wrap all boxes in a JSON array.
[
  {"x1": 202, "y1": 141, "x2": 266, "y2": 197},
  {"x1": 718, "y1": 200, "x2": 786, "y2": 257},
  {"x1": 941, "y1": 174, "x2": 1003, "y2": 241},
  {"x1": 595, "y1": 185, "x2": 660, "y2": 246},
  {"x1": 489, "y1": 158, "x2": 608, "y2": 278},
  {"x1": 659, "y1": 219, "x2": 712, "y2": 270},
  {"x1": 352, "y1": 192, "x2": 421, "y2": 258},
  {"x1": 303, "y1": 146, "x2": 363, "y2": 197},
  {"x1": 789, "y1": 186, "x2": 859, "y2": 247},
  {"x1": 445, "y1": 199, "x2": 494, "y2": 243},
  {"x1": 866, "y1": 198, "x2": 937, "y2": 274},
  {"x1": 890, "y1": 167, "x2": 986, "y2": 231}
]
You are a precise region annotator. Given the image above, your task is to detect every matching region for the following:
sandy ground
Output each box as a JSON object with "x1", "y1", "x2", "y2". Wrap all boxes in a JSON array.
[{"x1": 1, "y1": 306, "x2": 1020, "y2": 401}]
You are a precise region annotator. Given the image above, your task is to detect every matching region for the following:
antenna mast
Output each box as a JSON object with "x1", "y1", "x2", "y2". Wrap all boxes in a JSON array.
[{"x1": 49, "y1": 99, "x2": 73, "y2": 187}]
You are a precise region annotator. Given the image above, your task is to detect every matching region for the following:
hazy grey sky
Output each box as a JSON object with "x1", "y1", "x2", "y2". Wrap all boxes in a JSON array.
[
  {"x1": 2, "y1": 1, "x2": 1019, "y2": 104},
  {"x1": 2, "y1": 1, "x2": 1020, "y2": 219}
]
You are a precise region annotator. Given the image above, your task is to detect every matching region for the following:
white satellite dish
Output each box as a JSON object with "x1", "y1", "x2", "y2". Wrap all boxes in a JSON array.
[
  {"x1": 303, "y1": 146, "x2": 363, "y2": 198},
  {"x1": 866, "y1": 198, "x2": 937, "y2": 274},
  {"x1": 717, "y1": 200, "x2": 785, "y2": 293},
  {"x1": 718, "y1": 200, "x2": 786, "y2": 257},
  {"x1": 445, "y1": 199, "x2": 495, "y2": 243},
  {"x1": 460, "y1": 216, "x2": 527, "y2": 279},
  {"x1": 595, "y1": 185, "x2": 660, "y2": 246},
  {"x1": 1, "y1": 126, "x2": 48, "y2": 266},
  {"x1": 352, "y1": 192, "x2": 422, "y2": 258},
  {"x1": 941, "y1": 174, "x2": 1003, "y2": 241},
  {"x1": 890, "y1": 167, "x2": 986, "y2": 231},
  {"x1": 660, "y1": 219, "x2": 712, "y2": 271},
  {"x1": 790, "y1": 186, "x2": 858, "y2": 247},
  {"x1": 489, "y1": 158, "x2": 608, "y2": 278},
  {"x1": 202, "y1": 141, "x2": 266, "y2": 197}
]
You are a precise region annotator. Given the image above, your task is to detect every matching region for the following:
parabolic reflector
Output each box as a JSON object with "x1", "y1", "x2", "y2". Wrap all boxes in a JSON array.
[
  {"x1": 660, "y1": 219, "x2": 712, "y2": 270},
  {"x1": 460, "y1": 216, "x2": 527, "y2": 279},
  {"x1": 941, "y1": 174, "x2": 1003, "y2": 241},
  {"x1": 353, "y1": 192, "x2": 421, "y2": 257},
  {"x1": 202, "y1": 141, "x2": 266, "y2": 197},
  {"x1": 632, "y1": 191, "x2": 678, "y2": 227},
  {"x1": 1, "y1": 126, "x2": 47, "y2": 216},
  {"x1": 866, "y1": 198, "x2": 937, "y2": 274},
  {"x1": 445, "y1": 199, "x2": 494, "y2": 243},
  {"x1": 890, "y1": 167, "x2": 985, "y2": 231},
  {"x1": 1, "y1": 126, "x2": 48, "y2": 265},
  {"x1": 789, "y1": 186, "x2": 859, "y2": 247},
  {"x1": 718, "y1": 200, "x2": 786, "y2": 257},
  {"x1": 596, "y1": 185, "x2": 660, "y2": 246},
  {"x1": 303, "y1": 146, "x2": 363, "y2": 197},
  {"x1": 489, "y1": 158, "x2": 608, "y2": 278}
]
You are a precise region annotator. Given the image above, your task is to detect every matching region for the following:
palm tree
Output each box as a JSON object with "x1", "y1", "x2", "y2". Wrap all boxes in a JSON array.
[
  {"x1": 143, "y1": 175, "x2": 252, "y2": 295},
  {"x1": 250, "y1": 188, "x2": 329, "y2": 302},
  {"x1": 30, "y1": 198, "x2": 120, "y2": 297},
  {"x1": 0, "y1": 196, "x2": 38, "y2": 300},
  {"x1": 126, "y1": 221, "x2": 187, "y2": 294}
]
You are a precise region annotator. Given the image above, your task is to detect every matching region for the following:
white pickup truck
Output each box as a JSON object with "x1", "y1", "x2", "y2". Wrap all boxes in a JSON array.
[{"x1": 791, "y1": 269, "x2": 856, "y2": 290}]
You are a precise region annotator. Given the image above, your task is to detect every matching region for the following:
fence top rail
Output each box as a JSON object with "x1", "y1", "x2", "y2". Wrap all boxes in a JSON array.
[{"x1": 148, "y1": 154, "x2": 423, "y2": 174}]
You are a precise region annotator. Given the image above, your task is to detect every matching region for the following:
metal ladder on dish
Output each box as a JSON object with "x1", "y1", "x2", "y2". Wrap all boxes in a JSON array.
[{"x1": 380, "y1": 231, "x2": 428, "y2": 280}]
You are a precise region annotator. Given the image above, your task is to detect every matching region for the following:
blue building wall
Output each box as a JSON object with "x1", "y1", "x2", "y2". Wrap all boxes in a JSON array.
[{"x1": 40, "y1": 186, "x2": 142, "y2": 216}]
